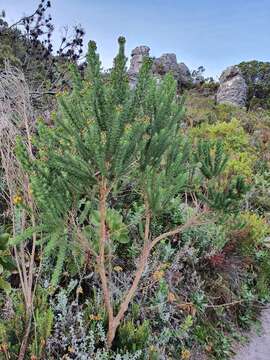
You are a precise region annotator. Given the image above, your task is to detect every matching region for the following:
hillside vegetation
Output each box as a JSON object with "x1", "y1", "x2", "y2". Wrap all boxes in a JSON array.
[{"x1": 0, "y1": 3, "x2": 270, "y2": 360}]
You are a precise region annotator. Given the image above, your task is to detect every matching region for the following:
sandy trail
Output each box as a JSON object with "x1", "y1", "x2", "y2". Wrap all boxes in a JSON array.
[{"x1": 232, "y1": 307, "x2": 270, "y2": 360}]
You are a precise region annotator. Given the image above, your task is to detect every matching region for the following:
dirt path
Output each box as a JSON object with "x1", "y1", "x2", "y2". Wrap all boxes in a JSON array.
[{"x1": 232, "y1": 307, "x2": 270, "y2": 360}]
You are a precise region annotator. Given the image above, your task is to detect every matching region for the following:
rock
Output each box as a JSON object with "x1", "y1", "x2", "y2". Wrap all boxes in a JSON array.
[
  {"x1": 152, "y1": 54, "x2": 192, "y2": 88},
  {"x1": 216, "y1": 66, "x2": 247, "y2": 107},
  {"x1": 128, "y1": 46, "x2": 191, "y2": 90},
  {"x1": 152, "y1": 53, "x2": 179, "y2": 78},
  {"x1": 178, "y1": 62, "x2": 192, "y2": 86},
  {"x1": 128, "y1": 45, "x2": 150, "y2": 88}
]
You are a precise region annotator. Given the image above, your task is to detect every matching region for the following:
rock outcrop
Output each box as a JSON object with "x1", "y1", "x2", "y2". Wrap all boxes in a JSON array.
[
  {"x1": 127, "y1": 46, "x2": 150, "y2": 89},
  {"x1": 178, "y1": 62, "x2": 192, "y2": 86},
  {"x1": 152, "y1": 53, "x2": 179, "y2": 78},
  {"x1": 127, "y1": 45, "x2": 191, "y2": 89},
  {"x1": 216, "y1": 66, "x2": 247, "y2": 107}
]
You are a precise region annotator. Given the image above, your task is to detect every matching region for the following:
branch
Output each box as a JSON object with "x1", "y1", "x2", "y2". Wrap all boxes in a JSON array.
[
  {"x1": 97, "y1": 178, "x2": 114, "y2": 327},
  {"x1": 150, "y1": 214, "x2": 204, "y2": 250},
  {"x1": 113, "y1": 214, "x2": 205, "y2": 340}
]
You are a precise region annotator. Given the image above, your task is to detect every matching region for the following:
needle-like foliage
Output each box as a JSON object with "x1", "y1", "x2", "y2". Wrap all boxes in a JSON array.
[{"x1": 17, "y1": 36, "x2": 191, "y2": 345}]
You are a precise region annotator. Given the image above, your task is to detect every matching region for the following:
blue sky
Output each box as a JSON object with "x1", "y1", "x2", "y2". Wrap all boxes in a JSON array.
[{"x1": 3, "y1": 0, "x2": 270, "y2": 79}]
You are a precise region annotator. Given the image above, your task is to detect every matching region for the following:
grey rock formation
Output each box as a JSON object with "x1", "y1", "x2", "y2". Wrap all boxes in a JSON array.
[
  {"x1": 128, "y1": 46, "x2": 150, "y2": 88},
  {"x1": 127, "y1": 46, "x2": 192, "y2": 89},
  {"x1": 216, "y1": 66, "x2": 247, "y2": 107},
  {"x1": 178, "y1": 62, "x2": 192, "y2": 86},
  {"x1": 152, "y1": 53, "x2": 179, "y2": 78}
]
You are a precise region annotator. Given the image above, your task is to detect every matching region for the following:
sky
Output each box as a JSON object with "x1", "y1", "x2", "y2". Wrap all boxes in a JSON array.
[{"x1": 2, "y1": 0, "x2": 270, "y2": 79}]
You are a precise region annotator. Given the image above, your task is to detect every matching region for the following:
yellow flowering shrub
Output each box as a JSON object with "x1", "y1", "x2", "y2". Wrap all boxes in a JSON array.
[
  {"x1": 190, "y1": 118, "x2": 249, "y2": 152},
  {"x1": 239, "y1": 212, "x2": 270, "y2": 244},
  {"x1": 190, "y1": 118, "x2": 257, "y2": 180},
  {"x1": 227, "y1": 152, "x2": 256, "y2": 180},
  {"x1": 181, "y1": 348, "x2": 191, "y2": 360}
]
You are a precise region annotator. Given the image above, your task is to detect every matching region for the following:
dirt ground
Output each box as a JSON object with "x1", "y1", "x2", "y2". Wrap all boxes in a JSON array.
[{"x1": 232, "y1": 307, "x2": 270, "y2": 360}]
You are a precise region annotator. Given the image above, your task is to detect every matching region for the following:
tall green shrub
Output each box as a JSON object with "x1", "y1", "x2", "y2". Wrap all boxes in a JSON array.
[{"x1": 17, "y1": 36, "x2": 194, "y2": 347}]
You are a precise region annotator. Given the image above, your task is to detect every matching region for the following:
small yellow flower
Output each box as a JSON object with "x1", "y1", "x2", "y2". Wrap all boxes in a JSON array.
[
  {"x1": 142, "y1": 133, "x2": 150, "y2": 141},
  {"x1": 100, "y1": 131, "x2": 107, "y2": 145},
  {"x1": 124, "y1": 124, "x2": 132, "y2": 133},
  {"x1": 181, "y1": 348, "x2": 191, "y2": 360},
  {"x1": 68, "y1": 346, "x2": 75, "y2": 353},
  {"x1": 161, "y1": 262, "x2": 170, "y2": 270},
  {"x1": 113, "y1": 265, "x2": 123, "y2": 272},
  {"x1": 0, "y1": 343, "x2": 8, "y2": 352},
  {"x1": 89, "y1": 314, "x2": 102, "y2": 321},
  {"x1": 13, "y1": 195, "x2": 23, "y2": 205},
  {"x1": 86, "y1": 118, "x2": 95, "y2": 126},
  {"x1": 40, "y1": 338, "x2": 46, "y2": 347},
  {"x1": 116, "y1": 105, "x2": 123, "y2": 112},
  {"x1": 138, "y1": 115, "x2": 151, "y2": 124},
  {"x1": 153, "y1": 270, "x2": 164, "y2": 281}
]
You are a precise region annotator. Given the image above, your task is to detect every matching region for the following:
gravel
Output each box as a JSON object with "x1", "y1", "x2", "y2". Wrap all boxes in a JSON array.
[{"x1": 233, "y1": 307, "x2": 270, "y2": 360}]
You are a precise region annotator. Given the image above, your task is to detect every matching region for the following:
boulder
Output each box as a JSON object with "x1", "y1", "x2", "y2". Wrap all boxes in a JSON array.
[
  {"x1": 152, "y1": 54, "x2": 192, "y2": 88},
  {"x1": 127, "y1": 45, "x2": 150, "y2": 88},
  {"x1": 178, "y1": 62, "x2": 192, "y2": 86},
  {"x1": 216, "y1": 66, "x2": 247, "y2": 107},
  {"x1": 128, "y1": 46, "x2": 192, "y2": 89},
  {"x1": 152, "y1": 53, "x2": 179, "y2": 78}
]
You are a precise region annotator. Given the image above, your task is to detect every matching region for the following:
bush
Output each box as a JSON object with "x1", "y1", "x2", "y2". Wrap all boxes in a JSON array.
[{"x1": 238, "y1": 60, "x2": 270, "y2": 109}]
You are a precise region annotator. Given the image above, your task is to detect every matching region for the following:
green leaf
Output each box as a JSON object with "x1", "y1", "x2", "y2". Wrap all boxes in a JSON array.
[
  {"x1": 9, "y1": 225, "x2": 44, "y2": 246},
  {"x1": 0, "y1": 256, "x2": 17, "y2": 271},
  {"x1": 0, "y1": 277, "x2": 11, "y2": 293},
  {"x1": 0, "y1": 233, "x2": 9, "y2": 250},
  {"x1": 90, "y1": 208, "x2": 129, "y2": 244}
]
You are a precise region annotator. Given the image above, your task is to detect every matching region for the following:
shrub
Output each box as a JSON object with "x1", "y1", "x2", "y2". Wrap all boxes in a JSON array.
[
  {"x1": 17, "y1": 36, "x2": 202, "y2": 348},
  {"x1": 190, "y1": 118, "x2": 256, "y2": 181},
  {"x1": 238, "y1": 60, "x2": 270, "y2": 109}
]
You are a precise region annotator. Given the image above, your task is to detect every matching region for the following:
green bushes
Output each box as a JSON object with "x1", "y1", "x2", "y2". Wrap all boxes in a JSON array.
[
  {"x1": 238, "y1": 60, "x2": 270, "y2": 109},
  {"x1": 190, "y1": 118, "x2": 257, "y2": 181},
  {"x1": 16, "y1": 36, "x2": 195, "y2": 350},
  {"x1": 0, "y1": 23, "x2": 270, "y2": 359},
  {"x1": 0, "y1": 232, "x2": 16, "y2": 293}
]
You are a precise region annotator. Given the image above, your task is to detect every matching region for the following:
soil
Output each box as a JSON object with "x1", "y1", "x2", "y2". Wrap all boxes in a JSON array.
[{"x1": 232, "y1": 307, "x2": 270, "y2": 360}]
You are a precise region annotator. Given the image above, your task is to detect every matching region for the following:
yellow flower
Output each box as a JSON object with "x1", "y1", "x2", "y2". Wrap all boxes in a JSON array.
[
  {"x1": 100, "y1": 131, "x2": 107, "y2": 145},
  {"x1": 90, "y1": 314, "x2": 102, "y2": 321},
  {"x1": 153, "y1": 270, "x2": 164, "y2": 281},
  {"x1": 0, "y1": 343, "x2": 8, "y2": 352},
  {"x1": 68, "y1": 346, "x2": 75, "y2": 353},
  {"x1": 181, "y1": 348, "x2": 191, "y2": 360},
  {"x1": 13, "y1": 195, "x2": 23, "y2": 205},
  {"x1": 124, "y1": 124, "x2": 132, "y2": 133},
  {"x1": 113, "y1": 265, "x2": 123, "y2": 272},
  {"x1": 116, "y1": 105, "x2": 123, "y2": 112},
  {"x1": 86, "y1": 118, "x2": 95, "y2": 126},
  {"x1": 161, "y1": 262, "x2": 170, "y2": 270},
  {"x1": 142, "y1": 133, "x2": 150, "y2": 141},
  {"x1": 137, "y1": 115, "x2": 151, "y2": 124},
  {"x1": 40, "y1": 337, "x2": 45, "y2": 345}
]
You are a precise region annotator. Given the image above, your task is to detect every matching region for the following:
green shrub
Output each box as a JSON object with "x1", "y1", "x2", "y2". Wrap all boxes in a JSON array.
[
  {"x1": 238, "y1": 60, "x2": 270, "y2": 109},
  {"x1": 117, "y1": 320, "x2": 150, "y2": 353}
]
